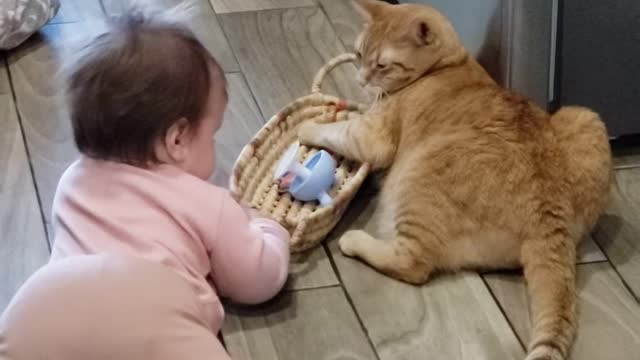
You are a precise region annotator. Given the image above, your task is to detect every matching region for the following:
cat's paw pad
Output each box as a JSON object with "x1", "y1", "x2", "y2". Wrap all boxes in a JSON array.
[{"x1": 339, "y1": 230, "x2": 366, "y2": 257}]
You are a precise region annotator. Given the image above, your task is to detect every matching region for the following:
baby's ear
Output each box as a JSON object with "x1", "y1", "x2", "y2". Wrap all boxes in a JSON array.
[
  {"x1": 353, "y1": 0, "x2": 387, "y2": 21},
  {"x1": 163, "y1": 117, "x2": 190, "y2": 162}
]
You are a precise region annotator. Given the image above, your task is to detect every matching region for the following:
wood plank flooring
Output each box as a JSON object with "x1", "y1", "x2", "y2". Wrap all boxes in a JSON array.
[
  {"x1": 211, "y1": 73, "x2": 265, "y2": 187},
  {"x1": 210, "y1": 0, "x2": 315, "y2": 14},
  {"x1": 318, "y1": 0, "x2": 363, "y2": 51},
  {"x1": 219, "y1": 6, "x2": 367, "y2": 117},
  {"x1": 0, "y1": 1, "x2": 639, "y2": 359},
  {"x1": 0, "y1": 93, "x2": 49, "y2": 310},
  {"x1": 7, "y1": 23, "x2": 100, "y2": 226},
  {"x1": 222, "y1": 287, "x2": 377, "y2": 360},
  {"x1": 0, "y1": 59, "x2": 10, "y2": 94},
  {"x1": 593, "y1": 168, "x2": 640, "y2": 299},
  {"x1": 485, "y1": 263, "x2": 640, "y2": 360},
  {"x1": 577, "y1": 236, "x2": 607, "y2": 264}
]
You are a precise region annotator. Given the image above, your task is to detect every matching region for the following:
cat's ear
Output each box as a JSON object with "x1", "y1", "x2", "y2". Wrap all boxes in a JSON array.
[
  {"x1": 353, "y1": 0, "x2": 386, "y2": 21},
  {"x1": 410, "y1": 20, "x2": 435, "y2": 46}
]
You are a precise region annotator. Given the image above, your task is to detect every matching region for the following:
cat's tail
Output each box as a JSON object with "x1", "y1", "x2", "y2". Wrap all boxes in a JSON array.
[
  {"x1": 550, "y1": 106, "x2": 612, "y2": 233},
  {"x1": 522, "y1": 218, "x2": 577, "y2": 360}
]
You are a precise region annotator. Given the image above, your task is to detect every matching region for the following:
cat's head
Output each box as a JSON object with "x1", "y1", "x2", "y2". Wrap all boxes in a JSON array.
[{"x1": 352, "y1": 0, "x2": 467, "y2": 93}]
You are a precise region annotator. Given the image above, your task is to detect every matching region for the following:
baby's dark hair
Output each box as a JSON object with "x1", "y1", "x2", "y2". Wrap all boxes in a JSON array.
[{"x1": 66, "y1": 8, "x2": 226, "y2": 165}]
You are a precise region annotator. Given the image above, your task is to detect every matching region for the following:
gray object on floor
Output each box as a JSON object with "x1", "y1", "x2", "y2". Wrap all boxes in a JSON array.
[{"x1": 0, "y1": 0, "x2": 60, "y2": 50}]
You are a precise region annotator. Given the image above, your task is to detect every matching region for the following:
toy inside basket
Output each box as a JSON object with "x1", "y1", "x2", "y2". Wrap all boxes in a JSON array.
[{"x1": 230, "y1": 53, "x2": 370, "y2": 252}]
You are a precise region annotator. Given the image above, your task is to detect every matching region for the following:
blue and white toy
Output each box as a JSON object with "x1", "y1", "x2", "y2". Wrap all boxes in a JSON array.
[{"x1": 273, "y1": 142, "x2": 337, "y2": 207}]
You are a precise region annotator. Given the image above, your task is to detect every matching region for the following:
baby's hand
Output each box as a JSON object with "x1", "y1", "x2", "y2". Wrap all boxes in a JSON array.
[
  {"x1": 247, "y1": 208, "x2": 262, "y2": 220},
  {"x1": 241, "y1": 204, "x2": 262, "y2": 220}
]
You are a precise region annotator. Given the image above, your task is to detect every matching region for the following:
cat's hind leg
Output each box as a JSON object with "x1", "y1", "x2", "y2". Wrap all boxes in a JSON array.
[
  {"x1": 339, "y1": 230, "x2": 434, "y2": 284},
  {"x1": 521, "y1": 217, "x2": 578, "y2": 360}
]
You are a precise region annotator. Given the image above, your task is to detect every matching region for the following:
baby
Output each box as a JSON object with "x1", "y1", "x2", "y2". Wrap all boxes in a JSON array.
[{"x1": 0, "y1": 11, "x2": 289, "y2": 360}]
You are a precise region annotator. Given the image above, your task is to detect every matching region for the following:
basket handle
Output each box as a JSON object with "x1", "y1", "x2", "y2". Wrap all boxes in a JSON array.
[{"x1": 311, "y1": 53, "x2": 358, "y2": 94}]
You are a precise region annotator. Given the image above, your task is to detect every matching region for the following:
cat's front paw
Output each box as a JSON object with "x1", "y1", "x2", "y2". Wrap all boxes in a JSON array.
[
  {"x1": 525, "y1": 345, "x2": 564, "y2": 360},
  {"x1": 297, "y1": 121, "x2": 320, "y2": 146},
  {"x1": 339, "y1": 230, "x2": 366, "y2": 257}
]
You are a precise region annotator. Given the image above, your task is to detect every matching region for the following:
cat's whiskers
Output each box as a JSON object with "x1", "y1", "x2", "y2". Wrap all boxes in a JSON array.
[
  {"x1": 368, "y1": 86, "x2": 387, "y2": 110},
  {"x1": 375, "y1": 91, "x2": 384, "y2": 109}
]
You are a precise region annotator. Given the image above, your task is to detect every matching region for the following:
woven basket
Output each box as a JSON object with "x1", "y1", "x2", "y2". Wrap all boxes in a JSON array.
[{"x1": 230, "y1": 53, "x2": 370, "y2": 253}]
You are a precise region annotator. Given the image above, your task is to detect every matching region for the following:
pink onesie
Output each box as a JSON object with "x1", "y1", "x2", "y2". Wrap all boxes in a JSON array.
[{"x1": 0, "y1": 156, "x2": 290, "y2": 360}]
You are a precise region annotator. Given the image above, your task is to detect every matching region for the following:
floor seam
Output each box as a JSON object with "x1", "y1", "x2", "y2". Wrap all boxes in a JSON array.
[
  {"x1": 590, "y1": 231, "x2": 639, "y2": 302},
  {"x1": 613, "y1": 164, "x2": 640, "y2": 171},
  {"x1": 210, "y1": 5, "x2": 317, "y2": 16},
  {"x1": 4, "y1": 57, "x2": 52, "y2": 254},
  {"x1": 212, "y1": 3, "x2": 267, "y2": 122},
  {"x1": 285, "y1": 283, "x2": 340, "y2": 292},
  {"x1": 323, "y1": 242, "x2": 382, "y2": 360},
  {"x1": 480, "y1": 274, "x2": 528, "y2": 351},
  {"x1": 317, "y1": 1, "x2": 349, "y2": 53}
]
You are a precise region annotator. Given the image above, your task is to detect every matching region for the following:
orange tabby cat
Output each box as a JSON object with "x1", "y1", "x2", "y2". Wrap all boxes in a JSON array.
[{"x1": 298, "y1": 1, "x2": 612, "y2": 359}]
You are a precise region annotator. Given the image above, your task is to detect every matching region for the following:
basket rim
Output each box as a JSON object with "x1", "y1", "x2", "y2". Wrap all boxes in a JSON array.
[{"x1": 229, "y1": 92, "x2": 367, "y2": 196}]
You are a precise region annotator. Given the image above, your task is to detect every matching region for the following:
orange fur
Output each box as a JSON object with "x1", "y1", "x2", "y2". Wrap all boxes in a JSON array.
[{"x1": 298, "y1": 1, "x2": 612, "y2": 359}]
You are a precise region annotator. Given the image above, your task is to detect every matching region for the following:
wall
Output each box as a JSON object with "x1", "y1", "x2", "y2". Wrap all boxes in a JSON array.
[
  {"x1": 399, "y1": 0, "x2": 505, "y2": 84},
  {"x1": 508, "y1": 0, "x2": 555, "y2": 108},
  {"x1": 399, "y1": 0, "x2": 556, "y2": 108},
  {"x1": 560, "y1": 0, "x2": 640, "y2": 137}
]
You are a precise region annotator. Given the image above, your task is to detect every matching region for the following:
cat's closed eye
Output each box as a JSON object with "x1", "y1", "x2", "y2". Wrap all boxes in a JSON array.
[{"x1": 377, "y1": 63, "x2": 388, "y2": 70}]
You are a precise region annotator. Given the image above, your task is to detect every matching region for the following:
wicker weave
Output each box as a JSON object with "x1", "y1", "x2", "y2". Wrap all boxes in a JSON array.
[{"x1": 230, "y1": 53, "x2": 370, "y2": 252}]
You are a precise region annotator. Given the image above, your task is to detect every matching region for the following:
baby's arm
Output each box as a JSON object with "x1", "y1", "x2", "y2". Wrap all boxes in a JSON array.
[{"x1": 209, "y1": 194, "x2": 290, "y2": 305}]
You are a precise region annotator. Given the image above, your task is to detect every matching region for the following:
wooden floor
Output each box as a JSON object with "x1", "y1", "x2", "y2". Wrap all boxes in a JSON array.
[{"x1": 1, "y1": 1, "x2": 639, "y2": 359}]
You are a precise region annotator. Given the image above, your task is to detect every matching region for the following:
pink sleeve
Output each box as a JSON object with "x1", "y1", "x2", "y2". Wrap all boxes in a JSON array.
[{"x1": 209, "y1": 194, "x2": 290, "y2": 304}]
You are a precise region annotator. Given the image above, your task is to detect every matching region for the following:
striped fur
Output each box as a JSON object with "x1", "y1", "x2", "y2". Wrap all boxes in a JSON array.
[{"x1": 298, "y1": 1, "x2": 612, "y2": 359}]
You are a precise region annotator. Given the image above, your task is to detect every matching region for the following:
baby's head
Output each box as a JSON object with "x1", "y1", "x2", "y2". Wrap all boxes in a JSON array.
[{"x1": 66, "y1": 11, "x2": 227, "y2": 180}]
